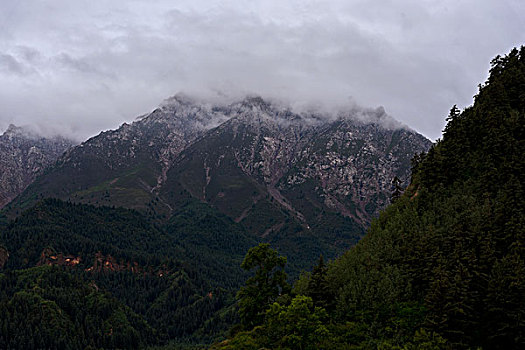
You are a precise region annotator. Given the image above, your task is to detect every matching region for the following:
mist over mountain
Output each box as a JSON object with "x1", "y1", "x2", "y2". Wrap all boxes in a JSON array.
[
  {"x1": 3, "y1": 94, "x2": 431, "y2": 272},
  {"x1": 1, "y1": 1, "x2": 523, "y2": 142},
  {"x1": 0, "y1": 91, "x2": 433, "y2": 347}
]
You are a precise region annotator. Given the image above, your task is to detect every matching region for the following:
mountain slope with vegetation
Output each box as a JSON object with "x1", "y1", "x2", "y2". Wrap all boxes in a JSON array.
[
  {"x1": 3, "y1": 96, "x2": 225, "y2": 217},
  {"x1": 4, "y1": 96, "x2": 430, "y2": 271},
  {"x1": 0, "y1": 198, "x2": 258, "y2": 347},
  {"x1": 218, "y1": 47, "x2": 525, "y2": 349},
  {"x1": 0, "y1": 266, "x2": 155, "y2": 349},
  {"x1": 159, "y1": 98, "x2": 431, "y2": 269}
]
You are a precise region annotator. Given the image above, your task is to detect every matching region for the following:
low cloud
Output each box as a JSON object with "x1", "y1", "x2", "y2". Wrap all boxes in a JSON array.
[{"x1": 0, "y1": 0, "x2": 523, "y2": 141}]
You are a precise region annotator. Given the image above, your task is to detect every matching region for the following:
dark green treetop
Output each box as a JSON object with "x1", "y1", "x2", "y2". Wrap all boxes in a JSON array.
[{"x1": 236, "y1": 243, "x2": 290, "y2": 329}]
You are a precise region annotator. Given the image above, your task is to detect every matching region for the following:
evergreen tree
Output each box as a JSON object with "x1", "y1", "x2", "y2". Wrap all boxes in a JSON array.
[
  {"x1": 306, "y1": 255, "x2": 334, "y2": 311},
  {"x1": 236, "y1": 243, "x2": 290, "y2": 329},
  {"x1": 391, "y1": 176, "x2": 403, "y2": 203}
]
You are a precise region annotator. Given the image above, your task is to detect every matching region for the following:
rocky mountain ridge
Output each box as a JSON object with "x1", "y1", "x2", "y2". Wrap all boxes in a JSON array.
[
  {"x1": 0, "y1": 124, "x2": 74, "y2": 208},
  {"x1": 4, "y1": 95, "x2": 432, "y2": 264},
  {"x1": 162, "y1": 96, "x2": 430, "y2": 228}
]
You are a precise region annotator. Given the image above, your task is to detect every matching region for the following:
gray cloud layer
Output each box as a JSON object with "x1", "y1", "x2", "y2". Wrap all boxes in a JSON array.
[{"x1": 0, "y1": 0, "x2": 523, "y2": 141}]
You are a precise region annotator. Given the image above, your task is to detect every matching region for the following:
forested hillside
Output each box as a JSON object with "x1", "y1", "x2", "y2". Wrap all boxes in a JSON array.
[
  {"x1": 217, "y1": 47, "x2": 525, "y2": 349},
  {"x1": 0, "y1": 199, "x2": 258, "y2": 347},
  {"x1": 0, "y1": 266, "x2": 155, "y2": 349}
]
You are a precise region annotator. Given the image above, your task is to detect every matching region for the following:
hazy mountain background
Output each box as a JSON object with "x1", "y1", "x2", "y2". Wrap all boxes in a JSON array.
[
  {"x1": 3, "y1": 95, "x2": 431, "y2": 271},
  {"x1": 1, "y1": 1, "x2": 523, "y2": 141}
]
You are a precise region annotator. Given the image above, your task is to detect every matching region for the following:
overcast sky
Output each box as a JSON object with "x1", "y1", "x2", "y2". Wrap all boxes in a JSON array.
[{"x1": 0, "y1": 0, "x2": 523, "y2": 141}]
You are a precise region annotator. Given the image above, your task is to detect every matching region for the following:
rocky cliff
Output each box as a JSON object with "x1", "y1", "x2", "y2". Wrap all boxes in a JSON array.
[{"x1": 0, "y1": 125, "x2": 74, "y2": 208}]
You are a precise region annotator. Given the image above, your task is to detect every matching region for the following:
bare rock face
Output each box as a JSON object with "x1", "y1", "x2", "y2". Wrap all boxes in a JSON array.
[
  {"x1": 59, "y1": 95, "x2": 230, "y2": 189},
  {"x1": 0, "y1": 125, "x2": 74, "y2": 208}
]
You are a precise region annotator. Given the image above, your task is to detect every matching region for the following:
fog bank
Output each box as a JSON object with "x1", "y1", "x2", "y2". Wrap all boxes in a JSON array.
[{"x1": 0, "y1": 0, "x2": 523, "y2": 141}]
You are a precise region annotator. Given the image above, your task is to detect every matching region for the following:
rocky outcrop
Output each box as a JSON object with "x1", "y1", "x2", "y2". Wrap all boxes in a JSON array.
[{"x1": 0, "y1": 125, "x2": 74, "y2": 208}]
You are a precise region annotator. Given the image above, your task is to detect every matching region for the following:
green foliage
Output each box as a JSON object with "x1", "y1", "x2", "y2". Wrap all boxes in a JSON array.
[
  {"x1": 304, "y1": 255, "x2": 335, "y2": 311},
  {"x1": 165, "y1": 201, "x2": 258, "y2": 288},
  {"x1": 0, "y1": 266, "x2": 155, "y2": 349},
  {"x1": 326, "y1": 46, "x2": 525, "y2": 348},
  {"x1": 237, "y1": 243, "x2": 290, "y2": 329},
  {"x1": 215, "y1": 296, "x2": 330, "y2": 350},
  {"x1": 223, "y1": 46, "x2": 525, "y2": 349},
  {"x1": 390, "y1": 176, "x2": 403, "y2": 203},
  {"x1": 0, "y1": 198, "x2": 259, "y2": 347},
  {"x1": 2, "y1": 198, "x2": 173, "y2": 269},
  {"x1": 263, "y1": 296, "x2": 329, "y2": 349},
  {"x1": 378, "y1": 329, "x2": 449, "y2": 350},
  {"x1": 292, "y1": 270, "x2": 311, "y2": 296}
]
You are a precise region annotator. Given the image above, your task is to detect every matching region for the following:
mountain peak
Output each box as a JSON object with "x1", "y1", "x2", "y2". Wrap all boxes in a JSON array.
[
  {"x1": 2, "y1": 124, "x2": 41, "y2": 140},
  {"x1": 241, "y1": 95, "x2": 270, "y2": 108},
  {"x1": 4, "y1": 124, "x2": 23, "y2": 136},
  {"x1": 0, "y1": 125, "x2": 75, "y2": 208},
  {"x1": 162, "y1": 93, "x2": 199, "y2": 108}
]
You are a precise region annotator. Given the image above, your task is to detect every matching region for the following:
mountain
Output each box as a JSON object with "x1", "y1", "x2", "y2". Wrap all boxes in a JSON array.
[
  {"x1": 1, "y1": 44, "x2": 521, "y2": 350},
  {"x1": 4, "y1": 96, "x2": 228, "y2": 215},
  {"x1": 0, "y1": 124, "x2": 74, "y2": 208},
  {"x1": 161, "y1": 97, "x2": 432, "y2": 267},
  {"x1": 4, "y1": 96, "x2": 431, "y2": 269},
  {"x1": 218, "y1": 47, "x2": 525, "y2": 349}
]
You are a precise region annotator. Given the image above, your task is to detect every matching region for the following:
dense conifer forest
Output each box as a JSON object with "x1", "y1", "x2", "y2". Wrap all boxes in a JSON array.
[
  {"x1": 215, "y1": 47, "x2": 525, "y2": 349},
  {"x1": 0, "y1": 199, "x2": 256, "y2": 348},
  {"x1": 0, "y1": 46, "x2": 523, "y2": 349}
]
